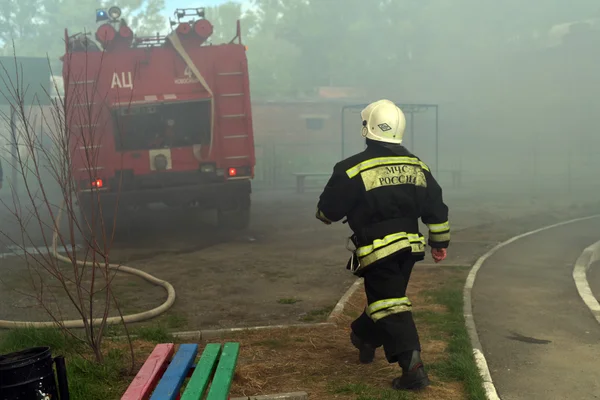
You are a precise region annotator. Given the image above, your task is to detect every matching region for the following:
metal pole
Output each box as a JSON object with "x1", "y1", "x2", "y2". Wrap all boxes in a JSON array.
[
  {"x1": 54, "y1": 356, "x2": 70, "y2": 400},
  {"x1": 435, "y1": 105, "x2": 439, "y2": 178},
  {"x1": 567, "y1": 145, "x2": 572, "y2": 194},
  {"x1": 341, "y1": 106, "x2": 345, "y2": 160},
  {"x1": 10, "y1": 106, "x2": 18, "y2": 194},
  {"x1": 409, "y1": 111, "x2": 415, "y2": 152},
  {"x1": 532, "y1": 132, "x2": 537, "y2": 195}
]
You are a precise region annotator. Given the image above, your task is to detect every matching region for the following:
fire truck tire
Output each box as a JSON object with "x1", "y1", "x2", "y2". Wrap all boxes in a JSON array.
[
  {"x1": 79, "y1": 202, "x2": 116, "y2": 245},
  {"x1": 217, "y1": 207, "x2": 250, "y2": 231},
  {"x1": 80, "y1": 211, "x2": 116, "y2": 245}
]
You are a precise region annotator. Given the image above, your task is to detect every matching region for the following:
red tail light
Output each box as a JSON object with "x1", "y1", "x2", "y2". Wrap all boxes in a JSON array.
[
  {"x1": 91, "y1": 179, "x2": 103, "y2": 188},
  {"x1": 228, "y1": 167, "x2": 237, "y2": 177}
]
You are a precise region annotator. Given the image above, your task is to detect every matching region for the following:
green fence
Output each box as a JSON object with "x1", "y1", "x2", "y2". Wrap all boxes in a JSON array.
[{"x1": 254, "y1": 142, "x2": 340, "y2": 189}]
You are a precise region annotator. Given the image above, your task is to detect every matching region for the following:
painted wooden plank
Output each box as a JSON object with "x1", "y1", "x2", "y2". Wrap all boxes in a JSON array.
[
  {"x1": 180, "y1": 343, "x2": 222, "y2": 400},
  {"x1": 206, "y1": 342, "x2": 240, "y2": 400},
  {"x1": 150, "y1": 344, "x2": 199, "y2": 400},
  {"x1": 121, "y1": 343, "x2": 175, "y2": 400}
]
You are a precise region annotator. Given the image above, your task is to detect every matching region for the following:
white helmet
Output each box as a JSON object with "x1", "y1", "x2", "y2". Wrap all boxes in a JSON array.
[{"x1": 360, "y1": 99, "x2": 406, "y2": 144}]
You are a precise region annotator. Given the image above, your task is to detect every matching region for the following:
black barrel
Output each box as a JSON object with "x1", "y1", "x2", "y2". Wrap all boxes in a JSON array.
[{"x1": 0, "y1": 347, "x2": 59, "y2": 400}]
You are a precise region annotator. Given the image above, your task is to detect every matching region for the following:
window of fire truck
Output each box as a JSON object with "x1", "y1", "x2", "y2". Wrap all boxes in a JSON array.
[{"x1": 112, "y1": 99, "x2": 211, "y2": 151}]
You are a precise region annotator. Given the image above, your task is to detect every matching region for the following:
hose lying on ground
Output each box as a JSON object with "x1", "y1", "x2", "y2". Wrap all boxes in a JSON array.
[{"x1": 0, "y1": 204, "x2": 177, "y2": 329}]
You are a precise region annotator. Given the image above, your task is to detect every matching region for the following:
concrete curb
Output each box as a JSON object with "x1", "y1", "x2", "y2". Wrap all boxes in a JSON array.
[
  {"x1": 231, "y1": 392, "x2": 308, "y2": 400},
  {"x1": 165, "y1": 275, "x2": 367, "y2": 340},
  {"x1": 573, "y1": 239, "x2": 600, "y2": 325},
  {"x1": 172, "y1": 323, "x2": 334, "y2": 341},
  {"x1": 327, "y1": 278, "x2": 363, "y2": 322},
  {"x1": 109, "y1": 322, "x2": 335, "y2": 342},
  {"x1": 111, "y1": 275, "x2": 368, "y2": 342},
  {"x1": 107, "y1": 263, "x2": 492, "y2": 342},
  {"x1": 463, "y1": 214, "x2": 600, "y2": 400}
]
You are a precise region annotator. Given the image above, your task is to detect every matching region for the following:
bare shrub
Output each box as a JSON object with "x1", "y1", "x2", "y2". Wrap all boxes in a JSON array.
[{"x1": 0, "y1": 40, "x2": 133, "y2": 365}]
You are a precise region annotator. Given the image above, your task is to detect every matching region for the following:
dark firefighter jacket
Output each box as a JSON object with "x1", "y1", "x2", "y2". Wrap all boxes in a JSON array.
[{"x1": 316, "y1": 140, "x2": 450, "y2": 274}]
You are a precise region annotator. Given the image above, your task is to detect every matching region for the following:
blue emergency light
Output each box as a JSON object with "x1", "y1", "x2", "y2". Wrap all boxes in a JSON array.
[
  {"x1": 96, "y1": 6, "x2": 121, "y2": 22},
  {"x1": 96, "y1": 9, "x2": 109, "y2": 22}
]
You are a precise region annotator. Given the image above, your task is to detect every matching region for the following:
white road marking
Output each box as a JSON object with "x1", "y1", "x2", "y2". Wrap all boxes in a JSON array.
[
  {"x1": 464, "y1": 214, "x2": 600, "y2": 400},
  {"x1": 573, "y1": 239, "x2": 600, "y2": 325}
]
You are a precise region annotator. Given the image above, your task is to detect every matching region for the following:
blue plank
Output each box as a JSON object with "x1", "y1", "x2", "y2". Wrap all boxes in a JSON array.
[{"x1": 150, "y1": 344, "x2": 199, "y2": 400}]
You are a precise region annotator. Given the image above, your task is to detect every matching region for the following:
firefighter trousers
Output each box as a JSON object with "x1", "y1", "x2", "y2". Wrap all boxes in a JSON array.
[{"x1": 350, "y1": 253, "x2": 421, "y2": 363}]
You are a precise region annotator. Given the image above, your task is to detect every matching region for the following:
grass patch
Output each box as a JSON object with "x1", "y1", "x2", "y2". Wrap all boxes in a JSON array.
[
  {"x1": 0, "y1": 327, "x2": 131, "y2": 400},
  {"x1": 0, "y1": 326, "x2": 83, "y2": 355},
  {"x1": 165, "y1": 313, "x2": 188, "y2": 329},
  {"x1": 278, "y1": 298, "x2": 301, "y2": 304},
  {"x1": 300, "y1": 305, "x2": 334, "y2": 322},
  {"x1": 419, "y1": 268, "x2": 487, "y2": 400},
  {"x1": 103, "y1": 312, "x2": 187, "y2": 339},
  {"x1": 66, "y1": 348, "x2": 129, "y2": 400},
  {"x1": 132, "y1": 325, "x2": 173, "y2": 343}
]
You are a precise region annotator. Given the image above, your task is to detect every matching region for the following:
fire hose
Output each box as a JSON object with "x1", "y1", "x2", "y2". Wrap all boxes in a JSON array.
[
  {"x1": 0, "y1": 204, "x2": 176, "y2": 329},
  {"x1": 0, "y1": 32, "x2": 204, "y2": 330},
  {"x1": 166, "y1": 31, "x2": 214, "y2": 158}
]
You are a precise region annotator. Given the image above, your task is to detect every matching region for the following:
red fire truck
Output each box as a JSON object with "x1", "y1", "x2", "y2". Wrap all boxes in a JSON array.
[{"x1": 62, "y1": 6, "x2": 255, "y2": 234}]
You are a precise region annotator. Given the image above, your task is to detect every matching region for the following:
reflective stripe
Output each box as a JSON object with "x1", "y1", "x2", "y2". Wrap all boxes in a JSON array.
[
  {"x1": 356, "y1": 232, "x2": 423, "y2": 258},
  {"x1": 357, "y1": 234, "x2": 425, "y2": 268},
  {"x1": 430, "y1": 232, "x2": 450, "y2": 242},
  {"x1": 367, "y1": 297, "x2": 413, "y2": 322},
  {"x1": 345, "y1": 156, "x2": 429, "y2": 178},
  {"x1": 367, "y1": 297, "x2": 412, "y2": 315},
  {"x1": 427, "y1": 221, "x2": 450, "y2": 243},
  {"x1": 427, "y1": 221, "x2": 450, "y2": 233},
  {"x1": 370, "y1": 305, "x2": 413, "y2": 322},
  {"x1": 316, "y1": 208, "x2": 332, "y2": 223}
]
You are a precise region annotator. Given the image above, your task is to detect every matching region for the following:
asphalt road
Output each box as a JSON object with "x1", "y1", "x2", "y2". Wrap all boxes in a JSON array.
[
  {"x1": 586, "y1": 260, "x2": 600, "y2": 305},
  {"x1": 472, "y1": 217, "x2": 600, "y2": 400}
]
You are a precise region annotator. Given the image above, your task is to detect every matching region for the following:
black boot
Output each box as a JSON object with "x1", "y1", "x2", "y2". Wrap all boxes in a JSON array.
[
  {"x1": 391, "y1": 350, "x2": 430, "y2": 390},
  {"x1": 350, "y1": 331, "x2": 376, "y2": 364}
]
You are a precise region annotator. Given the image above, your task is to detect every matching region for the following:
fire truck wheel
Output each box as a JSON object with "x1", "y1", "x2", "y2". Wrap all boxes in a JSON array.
[
  {"x1": 217, "y1": 207, "x2": 250, "y2": 231},
  {"x1": 79, "y1": 207, "x2": 116, "y2": 245}
]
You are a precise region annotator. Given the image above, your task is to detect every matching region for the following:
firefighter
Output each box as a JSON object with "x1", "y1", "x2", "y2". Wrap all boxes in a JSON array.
[
  {"x1": 149, "y1": 118, "x2": 175, "y2": 148},
  {"x1": 316, "y1": 99, "x2": 450, "y2": 390}
]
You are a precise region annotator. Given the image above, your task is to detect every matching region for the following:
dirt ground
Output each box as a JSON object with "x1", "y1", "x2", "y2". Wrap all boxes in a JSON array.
[
  {"x1": 1, "y1": 184, "x2": 599, "y2": 332},
  {"x1": 225, "y1": 265, "x2": 469, "y2": 399}
]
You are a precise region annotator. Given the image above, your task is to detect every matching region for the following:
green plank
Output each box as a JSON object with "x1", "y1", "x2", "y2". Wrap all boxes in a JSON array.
[
  {"x1": 180, "y1": 343, "x2": 222, "y2": 400},
  {"x1": 205, "y1": 342, "x2": 240, "y2": 400}
]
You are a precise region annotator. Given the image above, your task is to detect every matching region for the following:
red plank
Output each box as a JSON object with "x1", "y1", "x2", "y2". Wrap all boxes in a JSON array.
[{"x1": 121, "y1": 343, "x2": 175, "y2": 400}]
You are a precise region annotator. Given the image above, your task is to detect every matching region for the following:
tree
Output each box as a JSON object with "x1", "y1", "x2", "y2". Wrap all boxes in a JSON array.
[
  {"x1": 129, "y1": 0, "x2": 167, "y2": 37},
  {"x1": 241, "y1": 0, "x2": 600, "y2": 99},
  {"x1": 0, "y1": 0, "x2": 166, "y2": 57},
  {"x1": 205, "y1": 1, "x2": 255, "y2": 44},
  {"x1": 0, "y1": 49, "x2": 134, "y2": 364}
]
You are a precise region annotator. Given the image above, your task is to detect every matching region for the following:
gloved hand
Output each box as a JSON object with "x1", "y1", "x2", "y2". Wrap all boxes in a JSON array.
[
  {"x1": 315, "y1": 209, "x2": 332, "y2": 225},
  {"x1": 431, "y1": 248, "x2": 447, "y2": 263}
]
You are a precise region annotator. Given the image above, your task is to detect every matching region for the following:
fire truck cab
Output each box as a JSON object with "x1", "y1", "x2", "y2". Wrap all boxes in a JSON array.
[{"x1": 62, "y1": 6, "x2": 255, "y2": 233}]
